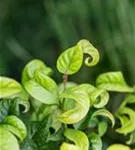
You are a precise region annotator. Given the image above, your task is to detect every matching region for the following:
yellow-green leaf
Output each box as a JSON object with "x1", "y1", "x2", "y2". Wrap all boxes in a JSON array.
[
  {"x1": 61, "y1": 128, "x2": 89, "y2": 150},
  {"x1": 57, "y1": 44, "x2": 83, "y2": 75},
  {"x1": 22, "y1": 59, "x2": 52, "y2": 84},
  {"x1": 59, "y1": 86, "x2": 90, "y2": 124},
  {"x1": 78, "y1": 39, "x2": 99, "y2": 67},
  {"x1": 107, "y1": 144, "x2": 131, "y2": 150},
  {"x1": 3, "y1": 115, "x2": 27, "y2": 141},
  {"x1": 96, "y1": 72, "x2": 134, "y2": 92},
  {"x1": 92, "y1": 109, "x2": 115, "y2": 127},
  {"x1": 0, "y1": 77, "x2": 22, "y2": 99},
  {"x1": 0, "y1": 127, "x2": 19, "y2": 150}
]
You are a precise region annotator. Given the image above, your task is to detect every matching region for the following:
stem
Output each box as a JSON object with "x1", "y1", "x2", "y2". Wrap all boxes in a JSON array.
[{"x1": 63, "y1": 73, "x2": 68, "y2": 90}]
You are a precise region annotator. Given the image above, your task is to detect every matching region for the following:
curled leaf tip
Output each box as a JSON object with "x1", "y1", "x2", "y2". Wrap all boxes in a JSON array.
[{"x1": 78, "y1": 39, "x2": 100, "y2": 67}]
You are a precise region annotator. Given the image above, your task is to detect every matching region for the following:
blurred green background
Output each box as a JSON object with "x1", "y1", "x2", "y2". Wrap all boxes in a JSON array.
[{"x1": 0, "y1": 0, "x2": 135, "y2": 85}]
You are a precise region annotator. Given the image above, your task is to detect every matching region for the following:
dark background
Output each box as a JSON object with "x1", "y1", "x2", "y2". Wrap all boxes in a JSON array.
[{"x1": 0, "y1": 0, "x2": 135, "y2": 85}]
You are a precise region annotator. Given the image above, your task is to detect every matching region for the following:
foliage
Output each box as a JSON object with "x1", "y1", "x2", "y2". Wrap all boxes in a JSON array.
[{"x1": 0, "y1": 39, "x2": 135, "y2": 150}]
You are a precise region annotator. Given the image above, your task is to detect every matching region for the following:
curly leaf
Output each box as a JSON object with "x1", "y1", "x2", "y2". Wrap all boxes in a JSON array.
[
  {"x1": 73, "y1": 84, "x2": 109, "y2": 108},
  {"x1": 0, "y1": 127, "x2": 19, "y2": 150},
  {"x1": 22, "y1": 59, "x2": 53, "y2": 84},
  {"x1": 90, "y1": 89, "x2": 109, "y2": 108},
  {"x1": 116, "y1": 107, "x2": 135, "y2": 135},
  {"x1": 59, "y1": 86, "x2": 90, "y2": 124},
  {"x1": 57, "y1": 39, "x2": 99, "y2": 75},
  {"x1": 88, "y1": 132, "x2": 102, "y2": 150},
  {"x1": 3, "y1": 115, "x2": 27, "y2": 141},
  {"x1": 96, "y1": 72, "x2": 134, "y2": 92},
  {"x1": 78, "y1": 39, "x2": 99, "y2": 67},
  {"x1": 92, "y1": 109, "x2": 115, "y2": 127},
  {"x1": 0, "y1": 77, "x2": 22, "y2": 98},
  {"x1": 57, "y1": 44, "x2": 83, "y2": 75},
  {"x1": 61, "y1": 128, "x2": 89, "y2": 150},
  {"x1": 107, "y1": 144, "x2": 131, "y2": 150}
]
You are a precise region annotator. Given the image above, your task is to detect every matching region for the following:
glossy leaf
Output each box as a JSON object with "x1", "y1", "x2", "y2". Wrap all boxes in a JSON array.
[
  {"x1": 0, "y1": 127, "x2": 19, "y2": 150},
  {"x1": 22, "y1": 59, "x2": 53, "y2": 84},
  {"x1": 3, "y1": 115, "x2": 27, "y2": 141},
  {"x1": 92, "y1": 109, "x2": 115, "y2": 127},
  {"x1": 74, "y1": 84, "x2": 109, "y2": 108},
  {"x1": 88, "y1": 132, "x2": 102, "y2": 150},
  {"x1": 107, "y1": 144, "x2": 131, "y2": 150},
  {"x1": 0, "y1": 77, "x2": 22, "y2": 98},
  {"x1": 90, "y1": 89, "x2": 109, "y2": 108},
  {"x1": 61, "y1": 128, "x2": 89, "y2": 150},
  {"x1": 57, "y1": 39, "x2": 99, "y2": 75},
  {"x1": 57, "y1": 44, "x2": 83, "y2": 75},
  {"x1": 116, "y1": 107, "x2": 135, "y2": 135},
  {"x1": 24, "y1": 79, "x2": 58, "y2": 105},
  {"x1": 60, "y1": 142, "x2": 80, "y2": 150},
  {"x1": 59, "y1": 86, "x2": 90, "y2": 124},
  {"x1": 78, "y1": 39, "x2": 99, "y2": 67},
  {"x1": 96, "y1": 72, "x2": 134, "y2": 92}
]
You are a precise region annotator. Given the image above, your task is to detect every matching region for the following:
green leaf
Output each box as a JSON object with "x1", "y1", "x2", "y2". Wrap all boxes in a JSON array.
[
  {"x1": 3, "y1": 115, "x2": 27, "y2": 141},
  {"x1": 57, "y1": 39, "x2": 100, "y2": 75},
  {"x1": 116, "y1": 107, "x2": 135, "y2": 135},
  {"x1": 61, "y1": 128, "x2": 89, "y2": 150},
  {"x1": 0, "y1": 127, "x2": 19, "y2": 150},
  {"x1": 34, "y1": 70, "x2": 58, "y2": 97},
  {"x1": 92, "y1": 109, "x2": 115, "y2": 127},
  {"x1": 98, "y1": 121, "x2": 108, "y2": 137},
  {"x1": 78, "y1": 39, "x2": 99, "y2": 67},
  {"x1": 59, "y1": 86, "x2": 90, "y2": 124},
  {"x1": 88, "y1": 132, "x2": 102, "y2": 150},
  {"x1": 107, "y1": 144, "x2": 131, "y2": 150},
  {"x1": 24, "y1": 78, "x2": 58, "y2": 105},
  {"x1": 57, "y1": 44, "x2": 83, "y2": 75},
  {"x1": 96, "y1": 72, "x2": 134, "y2": 92},
  {"x1": 126, "y1": 130, "x2": 135, "y2": 145},
  {"x1": 90, "y1": 89, "x2": 109, "y2": 108},
  {"x1": 22, "y1": 59, "x2": 53, "y2": 85},
  {"x1": 60, "y1": 142, "x2": 80, "y2": 150},
  {"x1": 0, "y1": 77, "x2": 22, "y2": 98},
  {"x1": 73, "y1": 84, "x2": 109, "y2": 108}
]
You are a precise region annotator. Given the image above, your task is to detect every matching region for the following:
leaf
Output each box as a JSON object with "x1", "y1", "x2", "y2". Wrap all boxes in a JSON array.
[
  {"x1": 22, "y1": 59, "x2": 53, "y2": 85},
  {"x1": 60, "y1": 142, "x2": 80, "y2": 150},
  {"x1": 34, "y1": 70, "x2": 58, "y2": 97},
  {"x1": 90, "y1": 89, "x2": 109, "y2": 108},
  {"x1": 58, "y1": 86, "x2": 90, "y2": 124},
  {"x1": 88, "y1": 132, "x2": 102, "y2": 150},
  {"x1": 126, "y1": 131, "x2": 135, "y2": 145},
  {"x1": 92, "y1": 109, "x2": 115, "y2": 127},
  {"x1": 0, "y1": 77, "x2": 22, "y2": 98},
  {"x1": 61, "y1": 128, "x2": 89, "y2": 150},
  {"x1": 96, "y1": 72, "x2": 134, "y2": 92},
  {"x1": 3, "y1": 115, "x2": 27, "y2": 141},
  {"x1": 107, "y1": 144, "x2": 131, "y2": 150},
  {"x1": 57, "y1": 39, "x2": 100, "y2": 75},
  {"x1": 116, "y1": 107, "x2": 135, "y2": 135},
  {"x1": 73, "y1": 84, "x2": 109, "y2": 108},
  {"x1": 24, "y1": 79, "x2": 58, "y2": 105},
  {"x1": 57, "y1": 44, "x2": 83, "y2": 75},
  {"x1": 78, "y1": 39, "x2": 99, "y2": 67},
  {"x1": 0, "y1": 127, "x2": 19, "y2": 150},
  {"x1": 98, "y1": 121, "x2": 108, "y2": 137}
]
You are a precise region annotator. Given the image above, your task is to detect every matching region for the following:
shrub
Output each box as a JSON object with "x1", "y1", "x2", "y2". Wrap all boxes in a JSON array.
[{"x1": 0, "y1": 39, "x2": 135, "y2": 150}]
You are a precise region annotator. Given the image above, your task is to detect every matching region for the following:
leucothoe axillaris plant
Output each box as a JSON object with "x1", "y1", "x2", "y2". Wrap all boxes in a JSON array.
[{"x1": 0, "y1": 39, "x2": 135, "y2": 150}]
